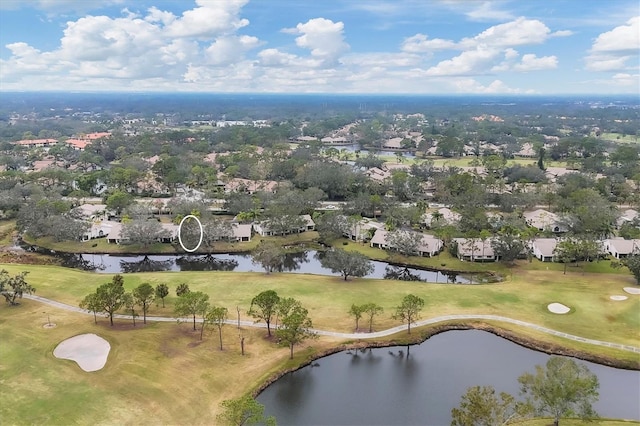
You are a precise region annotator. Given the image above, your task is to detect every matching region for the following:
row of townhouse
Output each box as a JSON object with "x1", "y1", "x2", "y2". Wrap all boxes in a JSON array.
[
  {"x1": 530, "y1": 237, "x2": 640, "y2": 262},
  {"x1": 82, "y1": 220, "x2": 253, "y2": 245},
  {"x1": 252, "y1": 215, "x2": 316, "y2": 236},
  {"x1": 370, "y1": 229, "x2": 443, "y2": 257}
]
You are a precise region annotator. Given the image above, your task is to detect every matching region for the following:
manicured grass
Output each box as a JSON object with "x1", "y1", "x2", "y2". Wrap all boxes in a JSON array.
[
  {"x1": 2, "y1": 263, "x2": 638, "y2": 350},
  {"x1": 1, "y1": 263, "x2": 639, "y2": 424},
  {"x1": 599, "y1": 132, "x2": 639, "y2": 144},
  {"x1": 0, "y1": 302, "x2": 338, "y2": 425}
]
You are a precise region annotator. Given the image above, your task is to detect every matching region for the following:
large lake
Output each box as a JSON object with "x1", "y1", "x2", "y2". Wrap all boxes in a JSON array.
[{"x1": 257, "y1": 330, "x2": 640, "y2": 426}]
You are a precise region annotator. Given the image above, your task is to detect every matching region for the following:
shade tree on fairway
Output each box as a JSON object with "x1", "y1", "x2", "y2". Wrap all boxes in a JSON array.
[
  {"x1": 0, "y1": 269, "x2": 34, "y2": 306},
  {"x1": 174, "y1": 291, "x2": 210, "y2": 337},
  {"x1": 348, "y1": 303, "x2": 366, "y2": 331},
  {"x1": 319, "y1": 248, "x2": 374, "y2": 281},
  {"x1": 155, "y1": 283, "x2": 169, "y2": 307},
  {"x1": 276, "y1": 301, "x2": 317, "y2": 359},
  {"x1": 216, "y1": 395, "x2": 276, "y2": 426},
  {"x1": 123, "y1": 293, "x2": 138, "y2": 326},
  {"x1": 94, "y1": 274, "x2": 126, "y2": 326},
  {"x1": 206, "y1": 306, "x2": 228, "y2": 350},
  {"x1": 248, "y1": 290, "x2": 280, "y2": 337},
  {"x1": 176, "y1": 282, "x2": 190, "y2": 296},
  {"x1": 363, "y1": 302, "x2": 384, "y2": 333},
  {"x1": 518, "y1": 356, "x2": 599, "y2": 426},
  {"x1": 274, "y1": 296, "x2": 301, "y2": 330},
  {"x1": 79, "y1": 292, "x2": 102, "y2": 323},
  {"x1": 393, "y1": 294, "x2": 424, "y2": 334},
  {"x1": 133, "y1": 282, "x2": 155, "y2": 324}
]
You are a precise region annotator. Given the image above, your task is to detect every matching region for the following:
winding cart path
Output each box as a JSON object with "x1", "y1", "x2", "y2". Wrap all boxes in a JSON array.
[{"x1": 24, "y1": 293, "x2": 640, "y2": 354}]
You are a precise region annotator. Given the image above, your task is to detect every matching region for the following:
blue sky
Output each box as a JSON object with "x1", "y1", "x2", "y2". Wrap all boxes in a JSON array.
[{"x1": 0, "y1": 0, "x2": 638, "y2": 94}]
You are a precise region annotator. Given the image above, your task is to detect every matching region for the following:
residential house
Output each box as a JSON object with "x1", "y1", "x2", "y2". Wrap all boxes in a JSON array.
[
  {"x1": 617, "y1": 209, "x2": 638, "y2": 228},
  {"x1": 159, "y1": 223, "x2": 179, "y2": 243},
  {"x1": 365, "y1": 167, "x2": 391, "y2": 183},
  {"x1": 253, "y1": 215, "x2": 314, "y2": 236},
  {"x1": 603, "y1": 238, "x2": 640, "y2": 259},
  {"x1": 383, "y1": 137, "x2": 404, "y2": 150},
  {"x1": 232, "y1": 224, "x2": 252, "y2": 242},
  {"x1": 343, "y1": 218, "x2": 384, "y2": 242},
  {"x1": 73, "y1": 203, "x2": 109, "y2": 221},
  {"x1": 370, "y1": 229, "x2": 443, "y2": 257},
  {"x1": 321, "y1": 136, "x2": 349, "y2": 144},
  {"x1": 530, "y1": 238, "x2": 558, "y2": 262},
  {"x1": 301, "y1": 214, "x2": 316, "y2": 231},
  {"x1": 424, "y1": 207, "x2": 461, "y2": 227},
  {"x1": 13, "y1": 138, "x2": 58, "y2": 148},
  {"x1": 515, "y1": 142, "x2": 537, "y2": 158},
  {"x1": 452, "y1": 238, "x2": 497, "y2": 262},
  {"x1": 106, "y1": 222, "x2": 126, "y2": 244},
  {"x1": 81, "y1": 220, "x2": 119, "y2": 241},
  {"x1": 224, "y1": 178, "x2": 280, "y2": 194},
  {"x1": 523, "y1": 209, "x2": 567, "y2": 233}
]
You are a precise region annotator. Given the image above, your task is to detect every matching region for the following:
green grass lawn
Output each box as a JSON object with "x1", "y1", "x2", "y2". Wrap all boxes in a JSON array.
[
  {"x1": 1, "y1": 262, "x2": 639, "y2": 424},
  {"x1": 599, "y1": 132, "x2": 639, "y2": 144}
]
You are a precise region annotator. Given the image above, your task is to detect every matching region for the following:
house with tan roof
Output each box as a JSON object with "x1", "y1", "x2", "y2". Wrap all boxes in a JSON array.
[
  {"x1": 424, "y1": 207, "x2": 461, "y2": 227},
  {"x1": 370, "y1": 229, "x2": 443, "y2": 257},
  {"x1": 73, "y1": 203, "x2": 109, "y2": 221},
  {"x1": 365, "y1": 167, "x2": 391, "y2": 183},
  {"x1": 452, "y1": 238, "x2": 497, "y2": 262},
  {"x1": 530, "y1": 238, "x2": 558, "y2": 262},
  {"x1": 603, "y1": 238, "x2": 640, "y2": 259},
  {"x1": 617, "y1": 209, "x2": 638, "y2": 228},
  {"x1": 523, "y1": 209, "x2": 567, "y2": 233},
  {"x1": 224, "y1": 178, "x2": 280, "y2": 194},
  {"x1": 382, "y1": 137, "x2": 404, "y2": 150}
]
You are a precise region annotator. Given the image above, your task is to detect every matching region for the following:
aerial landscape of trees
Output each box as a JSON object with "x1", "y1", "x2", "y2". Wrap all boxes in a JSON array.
[{"x1": 1, "y1": 92, "x2": 639, "y2": 425}]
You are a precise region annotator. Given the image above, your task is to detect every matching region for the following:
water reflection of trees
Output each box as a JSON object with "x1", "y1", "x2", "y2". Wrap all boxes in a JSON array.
[
  {"x1": 59, "y1": 253, "x2": 104, "y2": 271},
  {"x1": 273, "y1": 251, "x2": 309, "y2": 272},
  {"x1": 175, "y1": 254, "x2": 238, "y2": 271},
  {"x1": 384, "y1": 266, "x2": 424, "y2": 282},
  {"x1": 119, "y1": 255, "x2": 174, "y2": 273}
]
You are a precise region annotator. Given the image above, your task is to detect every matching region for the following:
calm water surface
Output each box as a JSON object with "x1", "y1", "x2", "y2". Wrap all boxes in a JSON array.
[
  {"x1": 74, "y1": 251, "x2": 479, "y2": 283},
  {"x1": 257, "y1": 330, "x2": 640, "y2": 426}
]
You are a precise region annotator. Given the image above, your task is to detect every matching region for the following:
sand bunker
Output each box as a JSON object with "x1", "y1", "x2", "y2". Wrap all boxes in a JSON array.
[
  {"x1": 623, "y1": 287, "x2": 640, "y2": 295},
  {"x1": 547, "y1": 302, "x2": 570, "y2": 314},
  {"x1": 610, "y1": 295, "x2": 628, "y2": 301},
  {"x1": 53, "y1": 333, "x2": 110, "y2": 372}
]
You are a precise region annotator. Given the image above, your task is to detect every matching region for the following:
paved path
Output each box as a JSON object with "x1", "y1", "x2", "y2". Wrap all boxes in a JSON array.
[{"x1": 24, "y1": 294, "x2": 640, "y2": 354}]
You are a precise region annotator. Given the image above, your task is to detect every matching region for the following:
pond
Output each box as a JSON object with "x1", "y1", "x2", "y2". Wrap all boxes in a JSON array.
[
  {"x1": 57, "y1": 250, "x2": 492, "y2": 283},
  {"x1": 257, "y1": 330, "x2": 640, "y2": 425}
]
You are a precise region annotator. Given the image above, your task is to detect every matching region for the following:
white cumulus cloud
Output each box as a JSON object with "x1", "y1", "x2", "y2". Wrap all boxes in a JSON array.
[
  {"x1": 282, "y1": 18, "x2": 349, "y2": 67},
  {"x1": 585, "y1": 16, "x2": 640, "y2": 72},
  {"x1": 401, "y1": 34, "x2": 458, "y2": 52}
]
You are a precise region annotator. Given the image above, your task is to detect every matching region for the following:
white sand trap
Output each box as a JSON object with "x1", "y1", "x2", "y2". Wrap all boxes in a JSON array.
[
  {"x1": 547, "y1": 302, "x2": 570, "y2": 314},
  {"x1": 610, "y1": 295, "x2": 628, "y2": 301},
  {"x1": 53, "y1": 333, "x2": 110, "y2": 372},
  {"x1": 623, "y1": 287, "x2": 640, "y2": 295}
]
